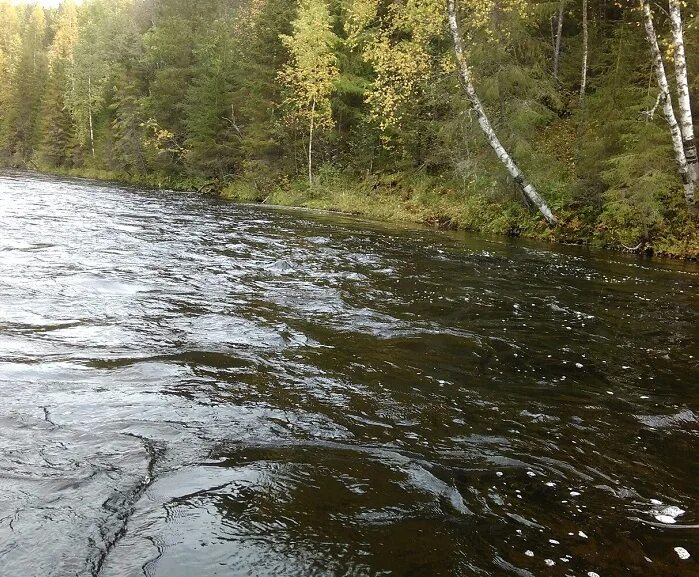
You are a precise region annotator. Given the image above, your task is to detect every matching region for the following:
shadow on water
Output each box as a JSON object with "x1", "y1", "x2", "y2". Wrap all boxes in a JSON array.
[{"x1": 0, "y1": 171, "x2": 698, "y2": 576}]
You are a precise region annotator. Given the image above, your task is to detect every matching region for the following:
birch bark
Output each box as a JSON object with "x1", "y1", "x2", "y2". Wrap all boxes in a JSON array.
[
  {"x1": 447, "y1": 0, "x2": 557, "y2": 225},
  {"x1": 88, "y1": 74, "x2": 95, "y2": 158},
  {"x1": 553, "y1": 0, "x2": 565, "y2": 78},
  {"x1": 580, "y1": 0, "x2": 588, "y2": 103},
  {"x1": 668, "y1": 0, "x2": 698, "y2": 185},
  {"x1": 640, "y1": 0, "x2": 695, "y2": 205},
  {"x1": 308, "y1": 96, "x2": 315, "y2": 188}
]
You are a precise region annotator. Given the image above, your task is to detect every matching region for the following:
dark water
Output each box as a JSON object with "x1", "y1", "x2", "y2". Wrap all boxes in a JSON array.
[{"x1": 1, "y1": 172, "x2": 698, "y2": 577}]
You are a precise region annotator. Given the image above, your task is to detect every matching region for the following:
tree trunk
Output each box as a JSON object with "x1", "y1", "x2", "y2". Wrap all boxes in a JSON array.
[
  {"x1": 447, "y1": 0, "x2": 557, "y2": 225},
  {"x1": 308, "y1": 96, "x2": 315, "y2": 188},
  {"x1": 640, "y1": 0, "x2": 695, "y2": 205},
  {"x1": 580, "y1": 0, "x2": 588, "y2": 103},
  {"x1": 553, "y1": 0, "x2": 565, "y2": 78},
  {"x1": 669, "y1": 0, "x2": 698, "y2": 185},
  {"x1": 88, "y1": 75, "x2": 95, "y2": 159}
]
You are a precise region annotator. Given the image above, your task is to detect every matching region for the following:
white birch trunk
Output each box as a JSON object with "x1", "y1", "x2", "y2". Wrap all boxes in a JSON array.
[
  {"x1": 447, "y1": 0, "x2": 557, "y2": 225},
  {"x1": 553, "y1": 0, "x2": 565, "y2": 78},
  {"x1": 88, "y1": 74, "x2": 95, "y2": 158},
  {"x1": 308, "y1": 96, "x2": 315, "y2": 188},
  {"x1": 579, "y1": 0, "x2": 588, "y2": 103},
  {"x1": 641, "y1": 0, "x2": 695, "y2": 205},
  {"x1": 669, "y1": 0, "x2": 698, "y2": 185}
]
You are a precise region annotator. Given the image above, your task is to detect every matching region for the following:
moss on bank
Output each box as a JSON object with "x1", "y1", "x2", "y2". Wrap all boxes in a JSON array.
[{"x1": 16, "y1": 164, "x2": 699, "y2": 260}]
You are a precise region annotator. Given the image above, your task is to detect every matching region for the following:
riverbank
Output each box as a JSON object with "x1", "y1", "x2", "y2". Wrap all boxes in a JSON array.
[{"x1": 13, "y1": 164, "x2": 699, "y2": 259}]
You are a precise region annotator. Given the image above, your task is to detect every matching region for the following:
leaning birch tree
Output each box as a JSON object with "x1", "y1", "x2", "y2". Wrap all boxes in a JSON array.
[
  {"x1": 640, "y1": 0, "x2": 695, "y2": 205},
  {"x1": 447, "y1": 0, "x2": 557, "y2": 225},
  {"x1": 279, "y1": 0, "x2": 339, "y2": 188},
  {"x1": 668, "y1": 0, "x2": 698, "y2": 187},
  {"x1": 346, "y1": 0, "x2": 557, "y2": 225}
]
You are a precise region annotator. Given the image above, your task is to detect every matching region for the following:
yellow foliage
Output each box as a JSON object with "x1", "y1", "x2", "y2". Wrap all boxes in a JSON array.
[
  {"x1": 0, "y1": 3, "x2": 21, "y2": 86},
  {"x1": 278, "y1": 0, "x2": 339, "y2": 132},
  {"x1": 345, "y1": 0, "x2": 532, "y2": 133},
  {"x1": 49, "y1": 0, "x2": 79, "y2": 64},
  {"x1": 142, "y1": 118, "x2": 188, "y2": 160}
]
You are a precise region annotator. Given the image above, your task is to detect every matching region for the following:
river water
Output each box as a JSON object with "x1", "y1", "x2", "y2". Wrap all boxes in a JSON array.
[{"x1": 0, "y1": 172, "x2": 697, "y2": 577}]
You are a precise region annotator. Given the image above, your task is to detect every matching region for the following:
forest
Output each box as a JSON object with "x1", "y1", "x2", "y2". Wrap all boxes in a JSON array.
[{"x1": 1, "y1": 0, "x2": 698, "y2": 257}]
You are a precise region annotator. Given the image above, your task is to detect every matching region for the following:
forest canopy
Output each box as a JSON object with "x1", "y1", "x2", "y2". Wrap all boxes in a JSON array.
[{"x1": 1, "y1": 0, "x2": 698, "y2": 256}]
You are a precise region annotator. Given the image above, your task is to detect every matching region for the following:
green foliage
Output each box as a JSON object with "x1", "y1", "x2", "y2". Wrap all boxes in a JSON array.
[
  {"x1": 38, "y1": 59, "x2": 76, "y2": 167},
  {"x1": 0, "y1": 5, "x2": 49, "y2": 163},
  {"x1": 1, "y1": 0, "x2": 698, "y2": 257}
]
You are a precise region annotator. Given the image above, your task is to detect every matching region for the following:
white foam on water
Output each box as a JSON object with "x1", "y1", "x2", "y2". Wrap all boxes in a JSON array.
[
  {"x1": 674, "y1": 547, "x2": 690, "y2": 560},
  {"x1": 654, "y1": 505, "x2": 685, "y2": 524},
  {"x1": 662, "y1": 506, "x2": 685, "y2": 517}
]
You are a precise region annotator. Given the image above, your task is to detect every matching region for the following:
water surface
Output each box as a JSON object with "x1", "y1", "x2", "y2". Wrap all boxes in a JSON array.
[{"x1": 1, "y1": 172, "x2": 698, "y2": 576}]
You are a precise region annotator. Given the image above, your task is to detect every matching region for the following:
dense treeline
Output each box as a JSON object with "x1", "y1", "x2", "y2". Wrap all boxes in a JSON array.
[{"x1": 1, "y1": 0, "x2": 698, "y2": 255}]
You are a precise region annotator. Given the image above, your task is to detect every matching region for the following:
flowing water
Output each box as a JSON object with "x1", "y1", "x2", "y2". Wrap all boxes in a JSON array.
[{"x1": 0, "y1": 171, "x2": 698, "y2": 577}]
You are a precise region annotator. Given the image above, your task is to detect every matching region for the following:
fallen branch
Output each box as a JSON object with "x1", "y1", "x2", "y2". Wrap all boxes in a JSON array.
[
  {"x1": 640, "y1": 92, "x2": 663, "y2": 121},
  {"x1": 196, "y1": 181, "x2": 218, "y2": 194}
]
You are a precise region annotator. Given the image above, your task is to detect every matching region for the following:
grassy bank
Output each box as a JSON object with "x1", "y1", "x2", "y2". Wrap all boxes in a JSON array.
[
  {"x1": 13, "y1": 163, "x2": 699, "y2": 260},
  {"x1": 219, "y1": 168, "x2": 699, "y2": 260}
]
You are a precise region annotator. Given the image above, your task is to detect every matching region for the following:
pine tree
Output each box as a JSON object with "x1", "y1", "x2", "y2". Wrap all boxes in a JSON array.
[
  {"x1": 229, "y1": 0, "x2": 296, "y2": 182},
  {"x1": 109, "y1": 66, "x2": 147, "y2": 174},
  {"x1": 37, "y1": 0, "x2": 78, "y2": 167},
  {"x1": 184, "y1": 20, "x2": 240, "y2": 178},
  {"x1": 0, "y1": 2, "x2": 21, "y2": 157},
  {"x1": 2, "y1": 5, "x2": 48, "y2": 164},
  {"x1": 38, "y1": 59, "x2": 76, "y2": 167}
]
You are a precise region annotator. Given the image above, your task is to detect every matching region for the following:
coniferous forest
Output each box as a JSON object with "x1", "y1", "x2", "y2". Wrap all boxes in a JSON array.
[{"x1": 1, "y1": 0, "x2": 698, "y2": 256}]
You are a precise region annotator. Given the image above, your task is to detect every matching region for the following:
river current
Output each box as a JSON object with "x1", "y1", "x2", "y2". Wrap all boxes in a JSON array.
[{"x1": 0, "y1": 172, "x2": 697, "y2": 576}]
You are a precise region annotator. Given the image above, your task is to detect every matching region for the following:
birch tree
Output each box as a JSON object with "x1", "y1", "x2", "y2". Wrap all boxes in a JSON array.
[
  {"x1": 640, "y1": 0, "x2": 695, "y2": 205},
  {"x1": 279, "y1": 0, "x2": 339, "y2": 187},
  {"x1": 448, "y1": 0, "x2": 557, "y2": 224},
  {"x1": 345, "y1": 0, "x2": 557, "y2": 224},
  {"x1": 580, "y1": 0, "x2": 588, "y2": 103},
  {"x1": 71, "y1": 1, "x2": 107, "y2": 159},
  {"x1": 668, "y1": 0, "x2": 698, "y2": 187},
  {"x1": 553, "y1": 0, "x2": 565, "y2": 78}
]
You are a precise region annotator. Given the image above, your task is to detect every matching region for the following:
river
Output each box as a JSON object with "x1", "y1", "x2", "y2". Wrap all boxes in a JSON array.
[{"x1": 0, "y1": 171, "x2": 697, "y2": 576}]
